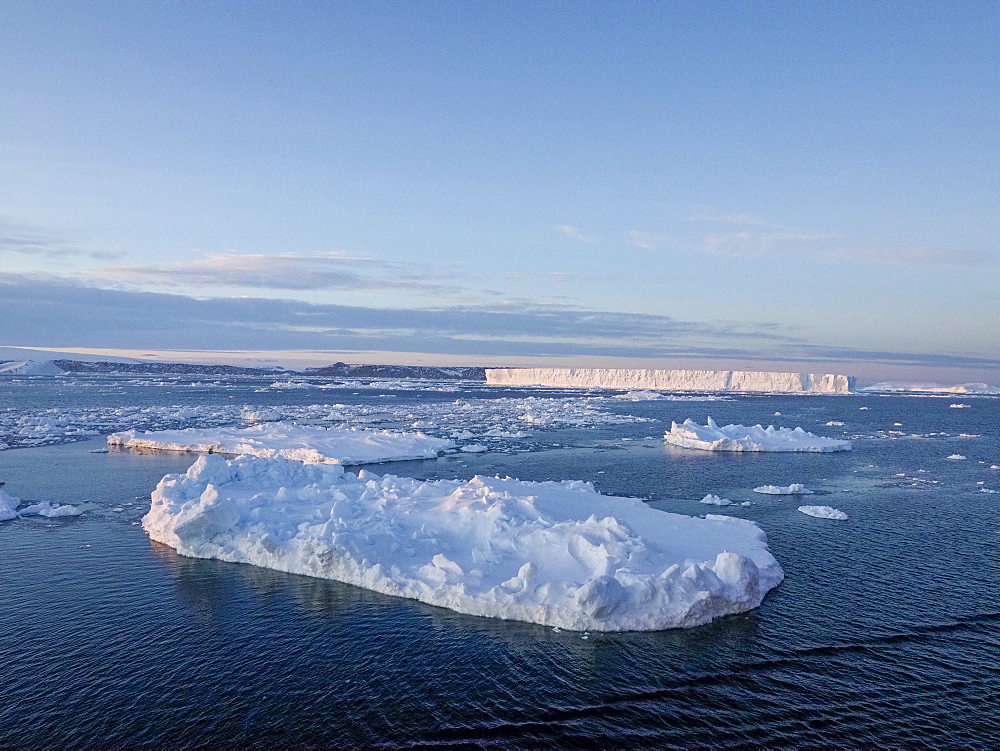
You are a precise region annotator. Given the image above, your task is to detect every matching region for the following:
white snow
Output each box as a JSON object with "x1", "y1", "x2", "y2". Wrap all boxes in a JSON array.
[
  {"x1": 143, "y1": 454, "x2": 784, "y2": 631},
  {"x1": 753, "y1": 484, "x2": 814, "y2": 495},
  {"x1": 946, "y1": 454, "x2": 967, "y2": 461},
  {"x1": 0, "y1": 489, "x2": 20, "y2": 521},
  {"x1": 19, "y1": 501, "x2": 83, "y2": 517},
  {"x1": 108, "y1": 423, "x2": 456, "y2": 465},
  {"x1": 664, "y1": 418, "x2": 852, "y2": 453},
  {"x1": 486, "y1": 368, "x2": 854, "y2": 394},
  {"x1": 798, "y1": 505, "x2": 848, "y2": 520}
]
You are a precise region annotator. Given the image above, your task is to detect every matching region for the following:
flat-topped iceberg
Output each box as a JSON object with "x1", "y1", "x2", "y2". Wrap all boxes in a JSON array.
[
  {"x1": 109, "y1": 423, "x2": 456, "y2": 465},
  {"x1": 665, "y1": 417, "x2": 852, "y2": 453},
  {"x1": 143, "y1": 455, "x2": 784, "y2": 631},
  {"x1": 486, "y1": 368, "x2": 854, "y2": 394}
]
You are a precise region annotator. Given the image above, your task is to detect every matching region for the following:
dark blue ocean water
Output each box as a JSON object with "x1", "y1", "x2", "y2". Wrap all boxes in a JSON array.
[{"x1": 2, "y1": 378, "x2": 999, "y2": 748}]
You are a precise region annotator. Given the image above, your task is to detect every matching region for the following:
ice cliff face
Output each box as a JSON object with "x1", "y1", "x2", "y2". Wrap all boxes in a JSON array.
[{"x1": 485, "y1": 368, "x2": 854, "y2": 394}]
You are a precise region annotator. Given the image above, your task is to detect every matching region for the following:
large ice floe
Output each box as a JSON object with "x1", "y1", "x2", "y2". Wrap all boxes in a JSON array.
[
  {"x1": 486, "y1": 368, "x2": 854, "y2": 394},
  {"x1": 754, "y1": 484, "x2": 814, "y2": 495},
  {"x1": 143, "y1": 454, "x2": 784, "y2": 631},
  {"x1": 109, "y1": 424, "x2": 455, "y2": 465},
  {"x1": 665, "y1": 417, "x2": 852, "y2": 453}
]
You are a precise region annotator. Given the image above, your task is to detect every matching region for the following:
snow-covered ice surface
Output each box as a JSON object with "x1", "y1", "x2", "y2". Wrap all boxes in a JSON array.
[
  {"x1": 798, "y1": 505, "x2": 849, "y2": 520},
  {"x1": 143, "y1": 454, "x2": 784, "y2": 631},
  {"x1": 108, "y1": 424, "x2": 455, "y2": 465},
  {"x1": 0, "y1": 360, "x2": 66, "y2": 376},
  {"x1": 699, "y1": 494, "x2": 750, "y2": 507},
  {"x1": 665, "y1": 417, "x2": 852, "y2": 453},
  {"x1": 19, "y1": 501, "x2": 82, "y2": 517},
  {"x1": 0, "y1": 489, "x2": 19, "y2": 521},
  {"x1": 487, "y1": 368, "x2": 854, "y2": 394},
  {"x1": 753, "y1": 484, "x2": 814, "y2": 495}
]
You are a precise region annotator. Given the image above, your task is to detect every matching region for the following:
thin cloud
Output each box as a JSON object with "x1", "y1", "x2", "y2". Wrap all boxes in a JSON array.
[
  {"x1": 89, "y1": 251, "x2": 466, "y2": 296},
  {"x1": 556, "y1": 224, "x2": 597, "y2": 243},
  {"x1": 627, "y1": 230, "x2": 672, "y2": 250},
  {"x1": 685, "y1": 208, "x2": 795, "y2": 231},
  {"x1": 701, "y1": 231, "x2": 991, "y2": 265}
]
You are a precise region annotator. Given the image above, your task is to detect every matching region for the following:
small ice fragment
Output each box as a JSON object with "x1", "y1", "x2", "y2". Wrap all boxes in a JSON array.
[
  {"x1": 950, "y1": 404, "x2": 971, "y2": 408},
  {"x1": 460, "y1": 444, "x2": 488, "y2": 453},
  {"x1": 946, "y1": 455, "x2": 967, "y2": 461},
  {"x1": 89, "y1": 449, "x2": 109, "y2": 454},
  {"x1": 699, "y1": 494, "x2": 734, "y2": 506},
  {"x1": 753, "y1": 484, "x2": 814, "y2": 495},
  {"x1": 798, "y1": 505, "x2": 848, "y2": 520},
  {"x1": 19, "y1": 501, "x2": 83, "y2": 517}
]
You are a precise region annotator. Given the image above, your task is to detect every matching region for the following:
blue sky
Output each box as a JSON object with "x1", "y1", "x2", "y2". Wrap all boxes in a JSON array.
[{"x1": 1, "y1": 0, "x2": 998, "y2": 381}]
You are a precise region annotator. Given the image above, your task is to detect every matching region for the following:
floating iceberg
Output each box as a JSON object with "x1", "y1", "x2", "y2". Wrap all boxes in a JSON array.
[
  {"x1": 143, "y1": 455, "x2": 784, "y2": 631},
  {"x1": 664, "y1": 418, "x2": 852, "y2": 453},
  {"x1": 798, "y1": 505, "x2": 848, "y2": 520},
  {"x1": 19, "y1": 501, "x2": 82, "y2": 517},
  {"x1": 754, "y1": 484, "x2": 814, "y2": 495},
  {"x1": 486, "y1": 368, "x2": 854, "y2": 394},
  {"x1": 946, "y1": 454, "x2": 967, "y2": 461},
  {"x1": 0, "y1": 489, "x2": 19, "y2": 521},
  {"x1": 698, "y1": 494, "x2": 750, "y2": 507},
  {"x1": 109, "y1": 424, "x2": 455, "y2": 465}
]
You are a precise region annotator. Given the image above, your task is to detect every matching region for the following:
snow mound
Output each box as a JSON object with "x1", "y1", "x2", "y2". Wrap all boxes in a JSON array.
[
  {"x1": 0, "y1": 360, "x2": 65, "y2": 376},
  {"x1": 754, "y1": 484, "x2": 814, "y2": 495},
  {"x1": 0, "y1": 489, "x2": 20, "y2": 521},
  {"x1": 108, "y1": 423, "x2": 455, "y2": 465},
  {"x1": 19, "y1": 501, "x2": 82, "y2": 517},
  {"x1": 664, "y1": 418, "x2": 852, "y2": 453},
  {"x1": 143, "y1": 455, "x2": 784, "y2": 631},
  {"x1": 798, "y1": 505, "x2": 848, "y2": 520}
]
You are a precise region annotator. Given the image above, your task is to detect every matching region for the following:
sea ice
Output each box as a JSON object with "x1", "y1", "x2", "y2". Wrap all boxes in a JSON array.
[
  {"x1": 950, "y1": 404, "x2": 971, "y2": 409},
  {"x1": 143, "y1": 454, "x2": 784, "y2": 631},
  {"x1": 946, "y1": 454, "x2": 967, "y2": 461},
  {"x1": 798, "y1": 505, "x2": 848, "y2": 520},
  {"x1": 753, "y1": 484, "x2": 814, "y2": 495},
  {"x1": 664, "y1": 418, "x2": 852, "y2": 453},
  {"x1": 0, "y1": 489, "x2": 20, "y2": 521},
  {"x1": 699, "y1": 494, "x2": 750, "y2": 507},
  {"x1": 19, "y1": 501, "x2": 83, "y2": 517},
  {"x1": 108, "y1": 423, "x2": 456, "y2": 465}
]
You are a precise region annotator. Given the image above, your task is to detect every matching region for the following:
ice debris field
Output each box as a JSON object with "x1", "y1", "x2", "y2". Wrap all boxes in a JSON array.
[
  {"x1": 0, "y1": 393, "x2": 654, "y2": 451},
  {"x1": 665, "y1": 417, "x2": 852, "y2": 453},
  {"x1": 108, "y1": 424, "x2": 455, "y2": 465},
  {"x1": 143, "y1": 454, "x2": 784, "y2": 632}
]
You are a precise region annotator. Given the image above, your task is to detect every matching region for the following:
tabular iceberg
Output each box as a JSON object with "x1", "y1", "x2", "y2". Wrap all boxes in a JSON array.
[
  {"x1": 665, "y1": 418, "x2": 852, "y2": 453},
  {"x1": 143, "y1": 454, "x2": 784, "y2": 631},
  {"x1": 486, "y1": 368, "x2": 854, "y2": 394},
  {"x1": 108, "y1": 423, "x2": 456, "y2": 465}
]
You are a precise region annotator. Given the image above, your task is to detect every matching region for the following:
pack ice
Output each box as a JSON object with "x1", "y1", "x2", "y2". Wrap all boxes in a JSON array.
[
  {"x1": 665, "y1": 418, "x2": 852, "y2": 453},
  {"x1": 143, "y1": 454, "x2": 784, "y2": 631},
  {"x1": 108, "y1": 424, "x2": 456, "y2": 465}
]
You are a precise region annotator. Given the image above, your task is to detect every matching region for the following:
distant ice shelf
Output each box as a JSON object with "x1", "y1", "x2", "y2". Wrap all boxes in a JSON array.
[
  {"x1": 861, "y1": 381, "x2": 1000, "y2": 395},
  {"x1": 108, "y1": 423, "x2": 456, "y2": 465},
  {"x1": 143, "y1": 454, "x2": 784, "y2": 631},
  {"x1": 665, "y1": 418, "x2": 852, "y2": 453},
  {"x1": 485, "y1": 368, "x2": 854, "y2": 394}
]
